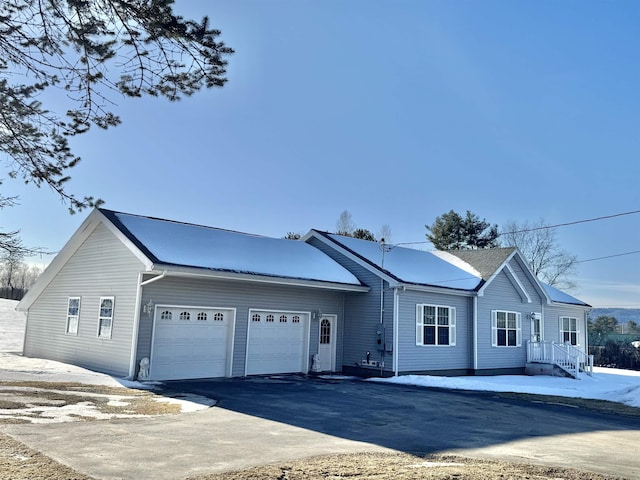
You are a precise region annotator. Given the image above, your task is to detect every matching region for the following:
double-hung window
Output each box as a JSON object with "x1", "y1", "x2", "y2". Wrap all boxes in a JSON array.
[
  {"x1": 98, "y1": 297, "x2": 114, "y2": 339},
  {"x1": 66, "y1": 297, "x2": 80, "y2": 335},
  {"x1": 416, "y1": 304, "x2": 456, "y2": 346},
  {"x1": 491, "y1": 310, "x2": 521, "y2": 347},
  {"x1": 560, "y1": 316, "x2": 579, "y2": 346}
]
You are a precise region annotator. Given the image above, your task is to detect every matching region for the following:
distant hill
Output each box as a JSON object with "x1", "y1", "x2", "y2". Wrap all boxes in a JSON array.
[{"x1": 589, "y1": 308, "x2": 640, "y2": 325}]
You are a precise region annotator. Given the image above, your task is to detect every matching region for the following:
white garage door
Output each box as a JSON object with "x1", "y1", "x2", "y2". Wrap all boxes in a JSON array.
[
  {"x1": 150, "y1": 306, "x2": 234, "y2": 381},
  {"x1": 246, "y1": 310, "x2": 309, "y2": 375}
]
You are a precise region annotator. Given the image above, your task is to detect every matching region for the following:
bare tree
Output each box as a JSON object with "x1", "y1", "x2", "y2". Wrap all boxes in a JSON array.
[
  {"x1": 378, "y1": 224, "x2": 392, "y2": 243},
  {"x1": 335, "y1": 210, "x2": 355, "y2": 236},
  {"x1": 501, "y1": 219, "x2": 577, "y2": 289}
]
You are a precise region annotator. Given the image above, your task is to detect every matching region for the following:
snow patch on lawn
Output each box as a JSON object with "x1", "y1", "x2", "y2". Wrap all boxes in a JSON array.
[
  {"x1": 0, "y1": 299, "x2": 213, "y2": 416},
  {"x1": 370, "y1": 366, "x2": 640, "y2": 408}
]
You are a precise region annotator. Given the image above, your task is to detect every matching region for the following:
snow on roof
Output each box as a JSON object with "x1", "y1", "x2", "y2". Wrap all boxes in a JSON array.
[
  {"x1": 542, "y1": 283, "x2": 591, "y2": 307},
  {"x1": 101, "y1": 210, "x2": 362, "y2": 286},
  {"x1": 323, "y1": 233, "x2": 482, "y2": 290}
]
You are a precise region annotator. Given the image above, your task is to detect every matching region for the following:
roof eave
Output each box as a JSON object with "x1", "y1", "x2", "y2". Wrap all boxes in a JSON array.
[{"x1": 152, "y1": 264, "x2": 370, "y2": 292}]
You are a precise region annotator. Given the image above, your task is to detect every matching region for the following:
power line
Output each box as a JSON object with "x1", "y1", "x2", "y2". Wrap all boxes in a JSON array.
[
  {"x1": 499, "y1": 209, "x2": 640, "y2": 236},
  {"x1": 577, "y1": 250, "x2": 640, "y2": 264},
  {"x1": 394, "y1": 208, "x2": 640, "y2": 248}
]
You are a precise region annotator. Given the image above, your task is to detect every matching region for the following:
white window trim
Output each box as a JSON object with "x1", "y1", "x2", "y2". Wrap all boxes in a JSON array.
[
  {"x1": 559, "y1": 316, "x2": 580, "y2": 346},
  {"x1": 415, "y1": 304, "x2": 456, "y2": 347},
  {"x1": 66, "y1": 297, "x2": 81, "y2": 335},
  {"x1": 491, "y1": 310, "x2": 522, "y2": 347},
  {"x1": 98, "y1": 296, "x2": 115, "y2": 339}
]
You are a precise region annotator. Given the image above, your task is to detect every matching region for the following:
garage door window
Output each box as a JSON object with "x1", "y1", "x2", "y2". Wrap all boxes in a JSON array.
[
  {"x1": 252, "y1": 313, "x2": 261, "y2": 322},
  {"x1": 266, "y1": 314, "x2": 274, "y2": 323},
  {"x1": 179, "y1": 311, "x2": 191, "y2": 321},
  {"x1": 292, "y1": 315, "x2": 300, "y2": 323},
  {"x1": 280, "y1": 315, "x2": 287, "y2": 323},
  {"x1": 197, "y1": 312, "x2": 207, "y2": 321},
  {"x1": 214, "y1": 312, "x2": 224, "y2": 321}
]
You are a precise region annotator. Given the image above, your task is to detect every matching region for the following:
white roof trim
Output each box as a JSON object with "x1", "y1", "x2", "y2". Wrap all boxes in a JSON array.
[
  {"x1": 504, "y1": 263, "x2": 531, "y2": 303},
  {"x1": 98, "y1": 212, "x2": 154, "y2": 270},
  {"x1": 154, "y1": 265, "x2": 370, "y2": 292},
  {"x1": 476, "y1": 250, "x2": 551, "y2": 304},
  {"x1": 400, "y1": 283, "x2": 476, "y2": 296},
  {"x1": 302, "y1": 231, "x2": 399, "y2": 286},
  {"x1": 17, "y1": 209, "x2": 152, "y2": 311}
]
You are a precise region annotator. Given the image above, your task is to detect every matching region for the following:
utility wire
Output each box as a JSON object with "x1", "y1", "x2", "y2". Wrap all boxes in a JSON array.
[
  {"x1": 393, "y1": 208, "x2": 640, "y2": 248},
  {"x1": 499, "y1": 209, "x2": 640, "y2": 236},
  {"x1": 576, "y1": 250, "x2": 640, "y2": 264}
]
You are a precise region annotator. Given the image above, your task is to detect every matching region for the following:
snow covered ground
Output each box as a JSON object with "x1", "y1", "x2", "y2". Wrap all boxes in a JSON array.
[
  {"x1": 3, "y1": 298, "x2": 640, "y2": 409},
  {"x1": 370, "y1": 368, "x2": 640, "y2": 408},
  {"x1": 0, "y1": 299, "x2": 214, "y2": 416}
]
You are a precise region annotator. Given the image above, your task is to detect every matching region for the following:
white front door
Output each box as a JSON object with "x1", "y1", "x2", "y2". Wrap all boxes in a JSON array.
[
  {"x1": 531, "y1": 313, "x2": 542, "y2": 342},
  {"x1": 317, "y1": 315, "x2": 336, "y2": 372}
]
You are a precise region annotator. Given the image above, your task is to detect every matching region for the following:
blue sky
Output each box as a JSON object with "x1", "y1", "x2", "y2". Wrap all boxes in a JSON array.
[{"x1": 3, "y1": 0, "x2": 639, "y2": 307}]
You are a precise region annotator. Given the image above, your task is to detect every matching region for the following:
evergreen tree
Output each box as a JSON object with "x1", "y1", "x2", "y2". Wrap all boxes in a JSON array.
[
  {"x1": 0, "y1": 0, "x2": 233, "y2": 214},
  {"x1": 352, "y1": 228, "x2": 376, "y2": 241},
  {"x1": 426, "y1": 210, "x2": 499, "y2": 250}
]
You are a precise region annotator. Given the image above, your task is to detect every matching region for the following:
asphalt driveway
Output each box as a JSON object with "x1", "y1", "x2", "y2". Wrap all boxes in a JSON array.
[{"x1": 3, "y1": 375, "x2": 640, "y2": 479}]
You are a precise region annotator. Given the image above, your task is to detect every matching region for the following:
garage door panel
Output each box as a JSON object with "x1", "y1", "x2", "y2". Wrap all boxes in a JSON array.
[
  {"x1": 246, "y1": 310, "x2": 309, "y2": 376},
  {"x1": 150, "y1": 306, "x2": 234, "y2": 381}
]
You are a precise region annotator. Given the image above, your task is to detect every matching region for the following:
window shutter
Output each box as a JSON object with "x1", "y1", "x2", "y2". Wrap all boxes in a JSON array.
[
  {"x1": 449, "y1": 307, "x2": 456, "y2": 346},
  {"x1": 415, "y1": 304, "x2": 423, "y2": 346},
  {"x1": 576, "y1": 318, "x2": 581, "y2": 346},
  {"x1": 491, "y1": 310, "x2": 497, "y2": 347},
  {"x1": 516, "y1": 312, "x2": 522, "y2": 347}
]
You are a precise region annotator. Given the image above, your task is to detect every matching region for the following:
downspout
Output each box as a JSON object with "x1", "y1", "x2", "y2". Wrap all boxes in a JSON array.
[
  {"x1": 21, "y1": 310, "x2": 29, "y2": 356},
  {"x1": 393, "y1": 287, "x2": 400, "y2": 376},
  {"x1": 473, "y1": 295, "x2": 478, "y2": 372},
  {"x1": 128, "y1": 271, "x2": 167, "y2": 379}
]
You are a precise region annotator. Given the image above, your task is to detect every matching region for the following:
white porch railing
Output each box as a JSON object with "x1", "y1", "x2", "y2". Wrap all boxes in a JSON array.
[{"x1": 526, "y1": 341, "x2": 594, "y2": 379}]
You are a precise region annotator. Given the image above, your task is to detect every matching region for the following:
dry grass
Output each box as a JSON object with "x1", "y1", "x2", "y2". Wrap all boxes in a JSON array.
[
  {"x1": 0, "y1": 432, "x2": 92, "y2": 480},
  {"x1": 0, "y1": 381, "x2": 181, "y2": 424},
  {"x1": 188, "y1": 452, "x2": 628, "y2": 480}
]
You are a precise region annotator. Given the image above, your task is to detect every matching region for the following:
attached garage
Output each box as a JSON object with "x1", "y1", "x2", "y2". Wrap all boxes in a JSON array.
[
  {"x1": 149, "y1": 305, "x2": 235, "y2": 380},
  {"x1": 245, "y1": 310, "x2": 310, "y2": 375}
]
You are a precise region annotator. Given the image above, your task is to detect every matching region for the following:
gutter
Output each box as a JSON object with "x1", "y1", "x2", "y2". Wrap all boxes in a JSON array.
[
  {"x1": 393, "y1": 287, "x2": 400, "y2": 376},
  {"x1": 473, "y1": 295, "x2": 478, "y2": 371}
]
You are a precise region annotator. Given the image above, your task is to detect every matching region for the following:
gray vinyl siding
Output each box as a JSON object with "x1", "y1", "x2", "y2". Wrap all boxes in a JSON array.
[
  {"x1": 543, "y1": 304, "x2": 590, "y2": 349},
  {"x1": 476, "y1": 259, "x2": 546, "y2": 370},
  {"x1": 397, "y1": 289, "x2": 472, "y2": 373},
  {"x1": 137, "y1": 276, "x2": 345, "y2": 376},
  {"x1": 23, "y1": 223, "x2": 144, "y2": 376},
  {"x1": 306, "y1": 237, "x2": 393, "y2": 371}
]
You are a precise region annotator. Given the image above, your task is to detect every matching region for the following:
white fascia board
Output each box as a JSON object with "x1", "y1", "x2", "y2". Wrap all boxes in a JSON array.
[
  {"x1": 98, "y1": 211, "x2": 154, "y2": 270},
  {"x1": 513, "y1": 253, "x2": 552, "y2": 305},
  {"x1": 477, "y1": 249, "x2": 519, "y2": 297},
  {"x1": 17, "y1": 209, "x2": 102, "y2": 311},
  {"x1": 156, "y1": 265, "x2": 370, "y2": 292},
  {"x1": 18, "y1": 209, "x2": 154, "y2": 311},
  {"x1": 302, "y1": 231, "x2": 399, "y2": 287},
  {"x1": 504, "y1": 263, "x2": 531, "y2": 303},
  {"x1": 400, "y1": 283, "x2": 476, "y2": 297}
]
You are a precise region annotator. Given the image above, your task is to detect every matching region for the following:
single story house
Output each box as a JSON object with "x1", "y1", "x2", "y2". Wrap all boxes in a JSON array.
[{"x1": 18, "y1": 209, "x2": 591, "y2": 381}]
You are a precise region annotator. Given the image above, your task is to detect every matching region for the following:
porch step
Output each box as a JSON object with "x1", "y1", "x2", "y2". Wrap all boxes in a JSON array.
[{"x1": 525, "y1": 362, "x2": 574, "y2": 378}]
